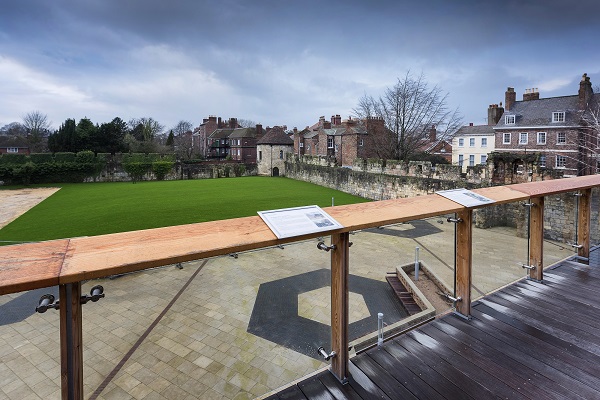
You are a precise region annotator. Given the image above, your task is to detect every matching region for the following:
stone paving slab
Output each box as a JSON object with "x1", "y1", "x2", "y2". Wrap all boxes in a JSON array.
[
  {"x1": 0, "y1": 217, "x2": 576, "y2": 399},
  {"x1": 0, "y1": 188, "x2": 60, "y2": 230}
]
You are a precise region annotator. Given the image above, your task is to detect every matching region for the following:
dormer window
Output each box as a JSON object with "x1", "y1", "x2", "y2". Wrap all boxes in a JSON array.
[
  {"x1": 505, "y1": 115, "x2": 515, "y2": 125},
  {"x1": 552, "y1": 112, "x2": 565, "y2": 123}
]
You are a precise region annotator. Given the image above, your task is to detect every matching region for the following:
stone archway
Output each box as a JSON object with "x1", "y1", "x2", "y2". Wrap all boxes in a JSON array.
[{"x1": 272, "y1": 167, "x2": 279, "y2": 177}]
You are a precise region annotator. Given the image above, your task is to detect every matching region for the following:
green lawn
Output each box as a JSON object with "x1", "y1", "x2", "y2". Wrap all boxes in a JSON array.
[{"x1": 0, "y1": 177, "x2": 368, "y2": 243}]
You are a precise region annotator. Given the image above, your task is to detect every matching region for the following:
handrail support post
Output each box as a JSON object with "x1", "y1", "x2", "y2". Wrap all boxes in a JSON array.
[{"x1": 330, "y1": 232, "x2": 350, "y2": 384}]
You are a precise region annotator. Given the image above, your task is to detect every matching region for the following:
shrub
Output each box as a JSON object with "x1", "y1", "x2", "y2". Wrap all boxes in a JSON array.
[
  {"x1": 54, "y1": 152, "x2": 76, "y2": 162},
  {"x1": 152, "y1": 161, "x2": 174, "y2": 180},
  {"x1": 30, "y1": 153, "x2": 54, "y2": 164}
]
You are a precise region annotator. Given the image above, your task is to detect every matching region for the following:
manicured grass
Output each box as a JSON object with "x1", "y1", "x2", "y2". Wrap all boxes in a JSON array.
[{"x1": 0, "y1": 177, "x2": 368, "y2": 243}]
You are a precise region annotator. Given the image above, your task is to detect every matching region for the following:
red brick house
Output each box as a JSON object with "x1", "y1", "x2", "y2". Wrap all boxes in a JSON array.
[
  {"x1": 493, "y1": 73, "x2": 599, "y2": 178},
  {"x1": 228, "y1": 125, "x2": 265, "y2": 163},
  {"x1": 196, "y1": 116, "x2": 240, "y2": 158},
  {"x1": 294, "y1": 114, "x2": 387, "y2": 166},
  {"x1": 0, "y1": 136, "x2": 30, "y2": 155}
]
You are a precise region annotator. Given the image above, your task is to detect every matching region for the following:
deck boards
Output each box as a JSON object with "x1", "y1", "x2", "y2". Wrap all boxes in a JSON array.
[{"x1": 271, "y1": 248, "x2": 600, "y2": 399}]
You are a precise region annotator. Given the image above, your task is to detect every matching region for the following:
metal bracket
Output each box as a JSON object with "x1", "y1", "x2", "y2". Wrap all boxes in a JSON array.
[
  {"x1": 36, "y1": 294, "x2": 60, "y2": 313},
  {"x1": 317, "y1": 241, "x2": 336, "y2": 252},
  {"x1": 80, "y1": 285, "x2": 105, "y2": 304},
  {"x1": 446, "y1": 217, "x2": 463, "y2": 224},
  {"x1": 38, "y1": 285, "x2": 106, "y2": 312},
  {"x1": 569, "y1": 243, "x2": 584, "y2": 249},
  {"x1": 229, "y1": 253, "x2": 239, "y2": 259},
  {"x1": 520, "y1": 263, "x2": 536, "y2": 271},
  {"x1": 522, "y1": 202, "x2": 535, "y2": 207},
  {"x1": 317, "y1": 346, "x2": 337, "y2": 361},
  {"x1": 443, "y1": 293, "x2": 462, "y2": 303},
  {"x1": 573, "y1": 193, "x2": 584, "y2": 197}
]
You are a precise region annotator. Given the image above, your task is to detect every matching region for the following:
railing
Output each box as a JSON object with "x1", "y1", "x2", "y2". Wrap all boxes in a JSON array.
[{"x1": 1, "y1": 174, "x2": 599, "y2": 399}]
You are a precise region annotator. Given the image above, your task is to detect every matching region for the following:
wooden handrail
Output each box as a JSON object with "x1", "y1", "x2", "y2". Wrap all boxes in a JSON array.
[{"x1": 1, "y1": 175, "x2": 599, "y2": 296}]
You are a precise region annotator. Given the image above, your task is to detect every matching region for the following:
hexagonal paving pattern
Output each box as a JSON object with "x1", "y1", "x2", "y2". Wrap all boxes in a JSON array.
[{"x1": 298, "y1": 287, "x2": 370, "y2": 325}]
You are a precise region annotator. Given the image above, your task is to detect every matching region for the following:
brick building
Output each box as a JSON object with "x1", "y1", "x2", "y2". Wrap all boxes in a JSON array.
[
  {"x1": 195, "y1": 116, "x2": 240, "y2": 159},
  {"x1": 228, "y1": 125, "x2": 264, "y2": 163},
  {"x1": 0, "y1": 136, "x2": 30, "y2": 155},
  {"x1": 493, "y1": 74, "x2": 599, "y2": 178},
  {"x1": 293, "y1": 114, "x2": 387, "y2": 166}
]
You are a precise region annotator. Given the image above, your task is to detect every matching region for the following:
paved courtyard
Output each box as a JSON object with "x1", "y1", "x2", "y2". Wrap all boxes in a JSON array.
[{"x1": 0, "y1": 213, "x2": 577, "y2": 400}]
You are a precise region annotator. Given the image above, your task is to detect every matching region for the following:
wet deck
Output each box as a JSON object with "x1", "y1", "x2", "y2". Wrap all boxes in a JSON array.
[{"x1": 266, "y1": 247, "x2": 600, "y2": 399}]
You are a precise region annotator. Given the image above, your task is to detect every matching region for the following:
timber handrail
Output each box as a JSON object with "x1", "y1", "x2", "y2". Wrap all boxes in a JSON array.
[{"x1": 1, "y1": 175, "x2": 599, "y2": 296}]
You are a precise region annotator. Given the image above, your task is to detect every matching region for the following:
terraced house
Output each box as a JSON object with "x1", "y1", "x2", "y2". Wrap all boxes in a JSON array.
[{"x1": 493, "y1": 73, "x2": 599, "y2": 178}]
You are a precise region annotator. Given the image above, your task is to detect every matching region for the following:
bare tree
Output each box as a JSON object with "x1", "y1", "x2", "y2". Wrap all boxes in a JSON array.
[
  {"x1": 22, "y1": 110, "x2": 51, "y2": 152},
  {"x1": 353, "y1": 71, "x2": 462, "y2": 161},
  {"x1": 237, "y1": 119, "x2": 257, "y2": 128},
  {"x1": 129, "y1": 117, "x2": 164, "y2": 142},
  {"x1": 172, "y1": 120, "x2": 193, "y2": 136},
  {"x1": 579, "y1": 99, "x2": 600, "y2": 174}
]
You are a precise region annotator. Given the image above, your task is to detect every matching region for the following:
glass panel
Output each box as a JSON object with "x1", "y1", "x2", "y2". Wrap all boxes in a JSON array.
[
  {"x1": 472, "y1": 203, "x2": 528, "y2": 296},
  {"x1": 350, "y1": 216, "x2": 454, "y2": 351},
  {"x1": 83, "y1": 242, "x2": 330, "y2": 399},
  {"x1": 0, "y1": 286, "x2": 61, "y2": 399},
  {"x1": 543, "y1": 193, "x2": 579, "y2": 267}
]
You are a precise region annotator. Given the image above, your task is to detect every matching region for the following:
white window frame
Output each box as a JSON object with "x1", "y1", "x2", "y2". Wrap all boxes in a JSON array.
[
  {"x1": 503, "y1": 133, "x2": 511, "y2": 144},
  {"x1": 480, "y1": 154, "x2": 487, "y2": 165},
  {"x1": 359, "y1": 139, "x2": 364, "y2": 147},
  {"x1": 458, "y1": 138, "x2": 464, "y2": 147},
  {"x1": 539, "y1": 155, "x2": 546, "y2": 168},
  {"x1": 552, "y1": 112, "x2": 565, "y2": 123},
  {"x1": 519, "y1": 132, "x2": 528, "y2": 145},
  {"x1": 481, "y1": 138, "x2": 487, "y2": 148},
  {"x1": 469, "y1": 155, "x2": 475, "y2": 167},
  {"x1": 299, "y1": 142, "x2": 304, "y2": 148},
  {"x1": 556, "y1": 155, "x2": 566, "y2": 168},
  {"x1": 469, "y1": 138, "x2": 475, "y2": 147},
  {"x1": 7, "y1": 147, "x2": 19, "y2": 153},
  {"x1": 458, "y1": 154, "x2": 463, "y2": 167},
  {"x1": 537, "y1": 132, "x2": 546, "y2": 145},
  {"x1": 327, "y1": 136, "x2": 334, "y2": 149},
  {"x1": 505, "y1": 115, "x2": 515, "y2": 125},
  {"x1": 557, "y1": 132, "x2": 566, "y2": 144}
]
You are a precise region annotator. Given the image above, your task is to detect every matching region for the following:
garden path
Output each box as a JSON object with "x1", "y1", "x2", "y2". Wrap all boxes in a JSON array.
[{"x1": 0, "y1": 187, "x2": 60, "y2": 229}]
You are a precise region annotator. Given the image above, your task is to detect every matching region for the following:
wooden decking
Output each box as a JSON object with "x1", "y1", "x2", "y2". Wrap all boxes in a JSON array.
[{"x1": 266, "y1": 248, "x2": 600, "y2": 400}]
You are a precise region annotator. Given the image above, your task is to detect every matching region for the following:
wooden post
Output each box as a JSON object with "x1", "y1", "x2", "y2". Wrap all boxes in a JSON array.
[
  {"x1": 330, "y1": 232, "x2": 349, "y2": 383},
  {"x1": 455, "y1": 209, "x2": 472, "y2": 318},
  {"x1": 60, "y1": 282, "x2": 83, "y2": 400},
  {"x1": 529, "y1": 197, "x2": 544, "y2": 281},
  {"x1": 577, "y1": 189, "x2": 592, "y2": 260}
]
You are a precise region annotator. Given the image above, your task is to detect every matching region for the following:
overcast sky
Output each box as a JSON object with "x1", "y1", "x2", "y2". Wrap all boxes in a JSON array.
[{"x1": 1, "y1": 0, "x2": 599, "y2": 132}]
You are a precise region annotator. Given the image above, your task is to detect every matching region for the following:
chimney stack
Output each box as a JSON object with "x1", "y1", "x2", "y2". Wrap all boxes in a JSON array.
[
  {"x1": 487, "y1": 103, "x2": 504, "y2": 125},
  {"x1": 229, "y1": 118, "x2": 237, "y2": 128},
  {"x1": 469, "y1": 122, "x2": 474, "y2": 126},
  {"x1": 505, "y1": 87, "x2": 516, "y2": 111},
  {"x1": 256, "y1": 124, "x2": 263, "y2": 137},
  {"x1": 429, "y1": 125, "x2": 436, "y2": 142},
  {"x1": 218, "y1": 117, "x2": 222, "y2": 127},
  {"x1": 579, "y1": 73, "x2": 593, "y2": 110},
  {"x1": 523, "y1": 88, "x2": 540, "y2": 101}
]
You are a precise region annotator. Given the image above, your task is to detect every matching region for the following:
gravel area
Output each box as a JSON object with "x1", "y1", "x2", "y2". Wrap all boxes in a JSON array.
[{"x1": 0, "y1": 187, "x2": 60, "y2": 229}]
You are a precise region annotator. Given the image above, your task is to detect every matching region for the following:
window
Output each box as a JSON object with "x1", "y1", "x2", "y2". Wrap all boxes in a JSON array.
[
  {"x1": 299, "y1": 142, "x2": 304, "y2": 148},
  {"x1": 519, "y1": 132, "x2": 528, "y2": 144},
  {"x1": 279, "y1": 150, "x2": 283, "y2": 159},
  {"x1": 539, "y1": 155, "x2": 546, "y2": 168},
  {"x1": 503, "y1": 133, "x2": 511, "y2": 144},
  {"x1": 481, "y1": 138, "x2": 487, "y2": 147},
  {"x1": 327, "y1": 136, "x2": 334, "y2": 149},
  {"x1": 359, "y1": 139, "x2": 364, "y2": 147},
  {"x1": 480, "y1": 154, "x2": 487, "y2": 165},
  {"x1": 505, "y1": 115, "x2": 515, "y2": 125},
  {"x1": 7, "y1": 147, "x2": 18, "y2": 153},
  {"x1": 557, "y1": 132, "x2": 566, "y2": 144},
  {"x1": 552, "y1": 112, "x2": 565, "y2": 123},
  {"x1": 537, "y1": 132, "x2": 546, "y2": 145},
  {"x1": 556, "y1": 155, "x2": 566, "y2": 168},
  {"x1": 458, "y1": 154, "x2": 463, "y2": 167},
  {"x1": 469, "y1": 155, "x2": 475, "y2": 166},
  {"x1": 458, "y1": 138, "x2": 464, "y2": 147},
  {"x1": 258, "y1": 151, "x2": 262, "y2": 161},
  {"x1": 306, "y1": 145, "x2": 311, "y2": 151},
  {"x1": 469, "y1": 138, "x2": 475, "y2": 147}
]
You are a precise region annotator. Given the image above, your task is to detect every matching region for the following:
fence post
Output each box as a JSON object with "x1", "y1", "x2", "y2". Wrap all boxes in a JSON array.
[
  {"x1": 529, "y1": 197, "x2": 544, "y2": 281},
  {"x1": 578, "y1": 189, "x2": 592, "y2": 260},
  {"x1": 60, "y1": 282, "x2": 83, "y2": 400},
  {"x1": 330, "y1": 232, "x2": 349, "y2": 383},
  {"x1": 455, "y1": 209, "x2": 472, "y2": 318}
]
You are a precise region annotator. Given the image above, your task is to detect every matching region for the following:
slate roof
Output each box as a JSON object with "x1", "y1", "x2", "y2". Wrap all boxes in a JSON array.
[
  {"x1": 455, "y1": 124, "x2": 496, "y2": 136},
  {"x1": 257, "y1": 127, "x2": 293, "y2": 145},
  {"x1": 495, "y1": 94, "x2": 600, "y2": 128},
  {"x1": 208, "y1": 128, "x2": 234, "y2": 139},
  {"x1": 0, "y1": 136, "x2": 29, "y2": 147},
  {"x1": 228, "y1": 127, "x2": 258, "y2": 139}
]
